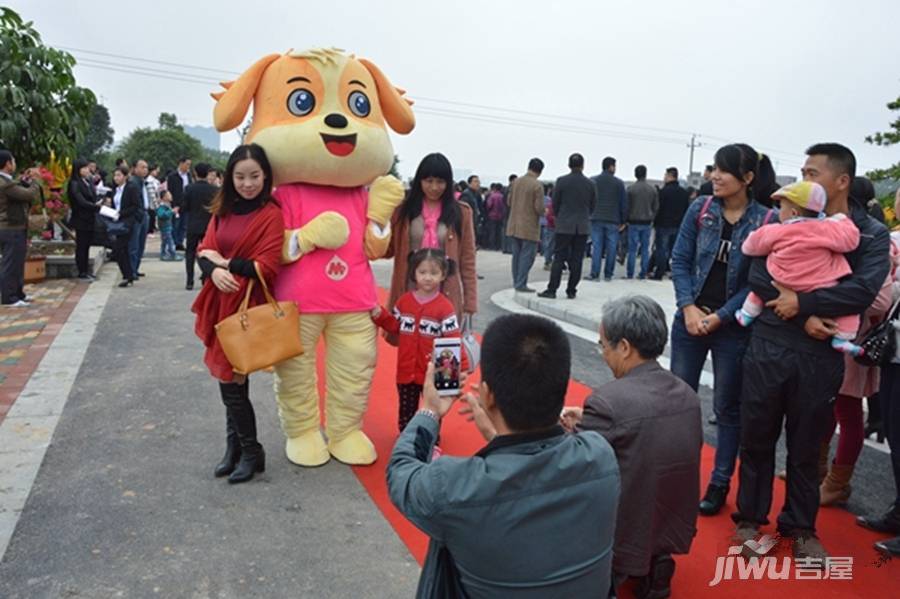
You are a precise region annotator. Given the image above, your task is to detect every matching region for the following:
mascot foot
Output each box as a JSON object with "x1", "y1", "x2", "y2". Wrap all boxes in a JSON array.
[
  {"x1": 328, "y1": 430, "x2": 377, "y2": 466},
  {"x1": 285, "y1": 430, "x2": 330, "y2": 467}
]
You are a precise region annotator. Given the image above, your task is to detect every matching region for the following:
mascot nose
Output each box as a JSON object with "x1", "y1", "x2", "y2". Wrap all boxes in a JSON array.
[{"x1": 324, "y1": 113, "x2": 348, "y2": 129}]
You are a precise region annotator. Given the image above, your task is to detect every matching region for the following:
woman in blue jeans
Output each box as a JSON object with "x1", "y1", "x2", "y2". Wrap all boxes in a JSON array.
[{"x1": 670, "y1": 143, "x2": 776, "y2": 516}]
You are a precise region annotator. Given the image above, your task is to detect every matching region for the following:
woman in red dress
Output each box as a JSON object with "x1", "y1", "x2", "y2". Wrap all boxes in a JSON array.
[{"x1": 191, "y1": 144, "x2": 284, "y2": 484}]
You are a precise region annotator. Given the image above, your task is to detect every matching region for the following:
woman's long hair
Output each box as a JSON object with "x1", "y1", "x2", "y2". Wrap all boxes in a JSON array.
[
  {"x1": 400, "y1": 153, "x2": 462, "y2": 236},
  {"x1": 713, "y1": 143, "x2": 777, "y2": 207},
  {"x1": 209, "y1": 143, "x2": 274, "y2": 216}
]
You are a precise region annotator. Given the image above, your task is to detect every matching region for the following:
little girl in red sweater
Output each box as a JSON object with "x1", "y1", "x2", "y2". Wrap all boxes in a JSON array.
[{"x1": 372, "y1": 248, "x2": 463, "y2": 431}]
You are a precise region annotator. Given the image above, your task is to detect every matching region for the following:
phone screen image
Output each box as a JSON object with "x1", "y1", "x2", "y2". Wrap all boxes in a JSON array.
[{"x1": 433, "y1": 338, "x2": 462, "y2": 396}]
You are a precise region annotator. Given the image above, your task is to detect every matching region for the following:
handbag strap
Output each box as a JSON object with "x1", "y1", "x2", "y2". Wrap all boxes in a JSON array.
[
  {"x1": 236, "y1": 262, "x2": 279, "y2": 317},
  {"x1": 461, "y1": 314, "x2": 473, "y2": 333}
]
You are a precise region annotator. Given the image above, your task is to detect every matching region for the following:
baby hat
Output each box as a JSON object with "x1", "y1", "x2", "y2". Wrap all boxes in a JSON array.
[{"x1": 771, "y1": 181, "x2": 827, "y2": 213}]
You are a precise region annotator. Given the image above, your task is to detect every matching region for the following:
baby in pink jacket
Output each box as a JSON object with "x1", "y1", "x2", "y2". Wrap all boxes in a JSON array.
[{"x1": 736, "y1": 181, "x2": 863, "y2": 356}]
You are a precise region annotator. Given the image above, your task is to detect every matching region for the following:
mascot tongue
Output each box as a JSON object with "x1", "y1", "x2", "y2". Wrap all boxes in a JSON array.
[{"x1": 321, "y1": 134, "x2": 356, "y2": 157}]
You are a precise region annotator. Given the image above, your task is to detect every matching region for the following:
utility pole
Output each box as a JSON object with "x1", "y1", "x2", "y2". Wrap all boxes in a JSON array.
[{"x1": 687, "y1": 134, "x2": 701, "y2": 181}]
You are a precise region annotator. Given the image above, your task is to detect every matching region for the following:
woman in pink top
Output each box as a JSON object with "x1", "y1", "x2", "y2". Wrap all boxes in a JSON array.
[{"x1": 736, "y1": 180, "x2": 863, "y2": 355}]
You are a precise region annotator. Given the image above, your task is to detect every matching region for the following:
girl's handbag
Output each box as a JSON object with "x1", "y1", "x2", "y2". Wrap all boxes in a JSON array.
[
  {"x1": 461, "y1": 314, "x2": 480, "y2": 373},
  {"x1": 215, "y1": 263, "x2": 303, "y2": 375},
  {"x1": 854, "y1": 295, "x2": 900, "y2": 367}
]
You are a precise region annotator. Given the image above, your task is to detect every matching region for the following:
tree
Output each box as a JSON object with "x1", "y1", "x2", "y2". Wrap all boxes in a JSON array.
[
  {"x1": 0, "y1": 8, "x2": 96, "y2": 166},
  {"x1": 865, "y1": 92, "x2": 900, "y2": 181},
  {"x1": 75, "y1": 103, "x2": 114, "y2": 159},
  {"x1": 118, "y1": 113, "x2": 203, "y2": 175}
]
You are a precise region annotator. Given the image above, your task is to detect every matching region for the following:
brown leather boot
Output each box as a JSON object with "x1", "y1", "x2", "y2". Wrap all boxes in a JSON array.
[{"x1": 819, "y1": 463, "x2": 854, "y2": 506}]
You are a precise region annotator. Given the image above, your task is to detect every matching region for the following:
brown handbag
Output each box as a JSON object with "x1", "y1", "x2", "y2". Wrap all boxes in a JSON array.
[{"x1": 214, "y1": 263, "x2": 303, "y2": 375}]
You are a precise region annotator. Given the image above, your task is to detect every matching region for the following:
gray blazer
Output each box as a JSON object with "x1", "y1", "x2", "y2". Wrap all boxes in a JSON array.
[
  {"x1": 579, "y1": 360, "x2": 702, "y2": 578},
  {"x1": 552, "y1": 171, "x2": 597, "y2": 235}
]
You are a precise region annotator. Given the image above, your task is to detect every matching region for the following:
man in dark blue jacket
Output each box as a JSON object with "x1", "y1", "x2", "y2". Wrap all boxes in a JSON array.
[
  {"x1": 388, "y1": 314, "x2": 620, "y2": 598},
  {"x1": 590, "y1": 156, "x2": 627, "y2": 281},
  {"x1": 733, "y1": 143, "x2": 890, "y2": 564}
]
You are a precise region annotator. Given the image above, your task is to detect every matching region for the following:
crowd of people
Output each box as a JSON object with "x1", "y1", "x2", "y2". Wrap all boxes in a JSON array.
[{"x1": 3, "y1": 137, "x2": 900, "y2": 597}]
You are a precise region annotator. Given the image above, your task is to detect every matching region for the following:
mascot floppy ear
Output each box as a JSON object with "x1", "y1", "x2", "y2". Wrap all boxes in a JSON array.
[
  {"x1": 211, "y1": 53, "x2": 281, "y2": 131},
  {"x1": 358, "y1": 58, "x2": 416, "y2": 135}
]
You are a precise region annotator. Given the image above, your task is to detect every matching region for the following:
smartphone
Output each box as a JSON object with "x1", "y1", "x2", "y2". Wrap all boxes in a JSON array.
[{"x1": 433, "y1": 338, "x2": 462, "y2": 396}]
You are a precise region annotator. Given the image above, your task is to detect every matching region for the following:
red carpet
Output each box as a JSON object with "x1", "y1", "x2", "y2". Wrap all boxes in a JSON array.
[{"x1": 341, "y1": 290, "x2": 898, "y2": 597}]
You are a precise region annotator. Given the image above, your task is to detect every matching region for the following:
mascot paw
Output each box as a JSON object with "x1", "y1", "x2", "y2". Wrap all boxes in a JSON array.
[
  {"x1": 298, "y1": 211, "x2": 350, "y2": 254},
  {"x1": 286, "y1": 430, "x2": 330, "y2": 467},
  {"x1": 328, "y1": 430, "x2": 377, "y2": 465},
  {"x1": 366, "y1": 175, "x2": 405, "y2": 226}
]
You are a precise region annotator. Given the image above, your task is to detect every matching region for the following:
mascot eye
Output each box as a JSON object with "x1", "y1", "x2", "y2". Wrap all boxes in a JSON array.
[
  {"x1": 287, "y1": 89, "x2": 316, "y2": 116},
  {"x1": 348, "y1": 91, "x2": 371, "y2": 117}
]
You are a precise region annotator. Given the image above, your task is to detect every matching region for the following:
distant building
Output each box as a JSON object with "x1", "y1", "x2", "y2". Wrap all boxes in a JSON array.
[
  {"x1": 184, "y1": 125, "x2": 221, "y2": 151},
  {"x1": 687, "y1": 171, "x2": 705, "y2": 189},
  {"x1": 775, "y1": 175, "x2": 797, "y2": 186}
]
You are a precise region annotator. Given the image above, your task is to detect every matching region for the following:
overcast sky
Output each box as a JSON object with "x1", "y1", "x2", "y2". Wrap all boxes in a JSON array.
[{"x1": 9, "y1": 0, "x2": 900, "y2": 183}]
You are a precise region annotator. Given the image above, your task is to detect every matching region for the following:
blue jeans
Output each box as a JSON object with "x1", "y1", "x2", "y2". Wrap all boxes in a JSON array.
[
  {"x1": 160, "y1": 229, "x2": 176, "y2": 259},
  {"x1": 590, "y1": 222, "x2": 619, "y2": 279},
  {"x1": 541, "y1": 226, "x2": 555, "y2": 265},
  {"x1": 510, "y1": 237, "x2": 538, "y2": 290},
  {"x1": 670, "y1": 313, "x2": 749, "y2": 487},
  {"x1": 651, "y1": 227, "x2": 678, "y2": 278},
  {"x1": 129, "y1": 212, "x2": 149, "y2": 275},
  {"x1": 626, "y1": 223, "x2": 651, "y2": 278}
]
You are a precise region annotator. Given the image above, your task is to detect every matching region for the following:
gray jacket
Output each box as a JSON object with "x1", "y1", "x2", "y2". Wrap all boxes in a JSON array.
[
  {"x1": 626, "y1": 180, "x2": 659, "y2": 224},
  {"x1": 552, "y1": 171, "x2": 597, "y2": 235},
  {"x1": 388, "y1": 414, "x2": 620, "y2": 598},
  {"x1": 579, "y1": 361, "x2": 701, "y2": 578}
]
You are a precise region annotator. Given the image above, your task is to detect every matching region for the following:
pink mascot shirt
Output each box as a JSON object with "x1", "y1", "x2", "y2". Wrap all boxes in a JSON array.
[{"x1": 272, "y1": 183, "x2": 377, "y2": 313}]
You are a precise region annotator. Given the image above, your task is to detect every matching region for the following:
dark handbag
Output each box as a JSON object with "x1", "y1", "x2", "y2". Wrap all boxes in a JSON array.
[
  {"x1": 104, "y1": 217, "x2": 130, "y2": 237},
  {"x1": 416, "y1": 541, "x2": 469, "y2": 599},
  {"x1": 854, "y1": 297, "x2": 900, "y2": 367}
]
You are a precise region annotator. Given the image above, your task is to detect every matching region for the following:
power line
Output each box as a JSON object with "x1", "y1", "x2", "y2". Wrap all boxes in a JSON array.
[
  {"x1": 77, "y1": 58, "x2": 220, "y2": 85},
  {"x1": 75, "y1": 60, "x2": 220, "y2": 86},
  {"x1": 59, "y1": 45, "x2": 239, "y2": 77}
]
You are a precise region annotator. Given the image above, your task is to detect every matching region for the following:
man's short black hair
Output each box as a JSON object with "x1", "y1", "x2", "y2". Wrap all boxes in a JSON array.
[
  {"x1": 528, "y1": 157, "x2": 544, "y2": 174},
  {"x1": 634, "y1": 164, "x2": 647, "y2": 179},
  {"x1": 602, "y1": 156, "x2": 616, "y2": 171},
  {"x1": 178, "y1": 156, "x2": 190, "y2": 164},
  {"x1": 0, "y1": 150, "x2": 13, "y2": 170},
  {"x1": 467, "y1": 174, "x2": 479, "y2": 184},
  {"x1": 666, "y1": 166, "x2": 679, "y2": 179},
  {"x1": 704, "y1": 164, "x2": 714, "y2": 173},
  {"x1": 508, "y1": 174, "x2": 517, "y2": 183},
  {"x1": 481, "y1": 314, "x2": 571, "y2": 431},
  {"x1": 568, "y1": 153, "x2": 584, "y2": 169},
  {"x1": 194, "y1": 162, "x2": 210, "y2": 179},
  {"x1": 806, "y1": 143, "x2": 856, "y2": 181}
]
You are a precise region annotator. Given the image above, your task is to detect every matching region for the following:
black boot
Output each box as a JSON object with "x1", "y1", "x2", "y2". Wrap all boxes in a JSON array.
[
  {"x1": 634, "y1": 554, "x2": 675, "y2": 599},
  {"x1": 864, "y1": 393, "x2": 884, "y2": 442},
  {"x1": 219, "y1": 381, "x2": 265, "y2": 484},
  {"x1": 699, "y1": 483, "x2": 729, "y2": 516},
  {"x1": 856, "y1": 506, "x2": 900, "y2": 534},
  {"x1": 213, "y1": 411, "x2": 241, "y2": 477}
]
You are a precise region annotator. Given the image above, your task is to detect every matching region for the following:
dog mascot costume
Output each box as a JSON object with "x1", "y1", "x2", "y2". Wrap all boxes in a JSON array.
[{"x1": 211, "y1": 48, "x2": 415, "y2": 466}]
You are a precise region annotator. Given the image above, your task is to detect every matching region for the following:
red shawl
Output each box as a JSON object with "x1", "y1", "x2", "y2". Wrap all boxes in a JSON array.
[{"x1": 191, "y1": 201, "x2": 285, "y2": 381}]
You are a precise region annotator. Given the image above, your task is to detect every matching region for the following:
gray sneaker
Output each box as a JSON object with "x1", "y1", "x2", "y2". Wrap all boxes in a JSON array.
[
  {"x1": 791, "y1": 531, "x2": 828, "y2": 566},
  {"x1": 732, "y1": 521, "x2": 759, "y2": 544}
]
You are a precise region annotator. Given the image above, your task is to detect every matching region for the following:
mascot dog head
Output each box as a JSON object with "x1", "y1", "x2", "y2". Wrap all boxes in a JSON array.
[{"x1": 212, "y1": 48, "x2": 415, "y2": 187}]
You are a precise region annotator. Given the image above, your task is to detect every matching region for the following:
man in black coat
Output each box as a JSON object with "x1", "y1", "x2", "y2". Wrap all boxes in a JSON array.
[
  {"x1": 651, "y1": 167, "x2": 690, "y2": 280},
  {"x1": 539, "y1": 153, "x2": 597, "y2": 299},
  {"x1": 733, "y1": 143, "x2": 890, "y2": 563},
  {"x1": 182, "y1": 163, "x2": 217, "y2": 290},
  {"x1": 166, "y1": 157, "x2": 193, "y2": 250}
]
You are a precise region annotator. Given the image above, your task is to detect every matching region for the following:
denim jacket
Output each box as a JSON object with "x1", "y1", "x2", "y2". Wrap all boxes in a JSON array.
[{"x1": 671, "y1": 195, "x2": 774, "y2": 324}]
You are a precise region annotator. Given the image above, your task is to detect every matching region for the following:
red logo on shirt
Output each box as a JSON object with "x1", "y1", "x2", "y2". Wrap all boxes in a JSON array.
[{"x1": 326, "y1": 255, "x2": 349, "y2": 281}]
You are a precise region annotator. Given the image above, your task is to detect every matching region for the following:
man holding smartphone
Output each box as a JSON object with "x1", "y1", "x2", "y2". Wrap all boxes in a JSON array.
[{"x1": 387, "y1": 314, "x2": 620, "y2": 597}]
